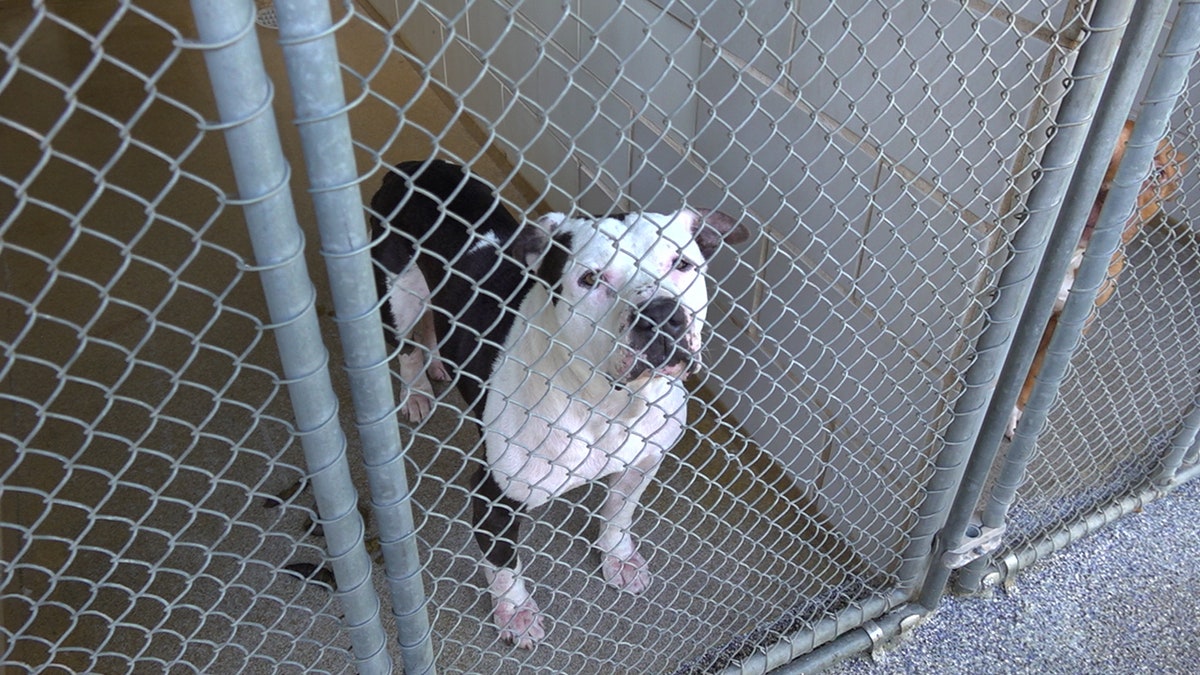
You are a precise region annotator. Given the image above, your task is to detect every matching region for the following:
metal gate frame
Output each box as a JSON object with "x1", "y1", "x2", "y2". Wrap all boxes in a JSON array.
[
  {"x1": 707, "y1": 1, "x2": 1200, "y2": 669},
  {"x1": 949, "y1": 0, "x2": 1200, "y2": 597}
]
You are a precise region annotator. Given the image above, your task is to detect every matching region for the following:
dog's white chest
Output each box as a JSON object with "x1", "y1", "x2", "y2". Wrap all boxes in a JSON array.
[{"x1": 482, "y1": 376, "x2": 685, "y2": 509}]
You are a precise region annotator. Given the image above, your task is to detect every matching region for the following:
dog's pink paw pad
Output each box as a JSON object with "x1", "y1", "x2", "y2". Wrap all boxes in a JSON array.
[
  {"x1": 602, "y1": 550, "x2": 651, "y2": 594},
  {"x1": 428, "y1": 359, "x2": 450, "y2": 382},
  {"x1": 401, "y1": 390, "x2": 433, "y2": 422},
  {"x1": 494, "y1": 598, "x2": 545, "y2": 649}
]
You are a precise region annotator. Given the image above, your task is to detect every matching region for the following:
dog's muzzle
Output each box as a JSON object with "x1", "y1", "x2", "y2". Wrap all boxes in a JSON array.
[{"x1": 623, "y1": 297, "x2": 695, "y2": 381}]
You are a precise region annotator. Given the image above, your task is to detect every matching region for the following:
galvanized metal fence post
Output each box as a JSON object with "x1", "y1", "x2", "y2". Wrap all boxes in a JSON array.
[
  {"x1": 894, "y1": 0, "x2": 1136, "y2": 604},
  {"x1": 950, "y1": 0, "x2": 1178, "y2": 595},
  {"x1": 1154, "y1": 379, "x2": 1200, "y2": 485},
  {"x1": 270, "y1": 1, "x2": 437, "y2": 672},
  {"x1": 1143, "y1": 5, "x2": 1200, "y2": 491},
  {"x1": 1173, "y1": 415, "x2": 1200, "y2": 483},
  {"x1": 186, "y1": 1, "x2": 390, "y2": 672}
]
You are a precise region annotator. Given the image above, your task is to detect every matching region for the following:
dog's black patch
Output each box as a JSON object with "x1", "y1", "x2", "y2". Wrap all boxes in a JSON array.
[
  {"x1": 472, "y1": 465, "x2": 525, "y2": 570},
  {"x1": 263, "y1": 478, "x2": 305, "y2": 508},
  {"x1": 691, "y1": 208, "x2": 751, "y2": 260},
  {"x1": 537, "y1": 231, "x2": 574, "y2": 304}
]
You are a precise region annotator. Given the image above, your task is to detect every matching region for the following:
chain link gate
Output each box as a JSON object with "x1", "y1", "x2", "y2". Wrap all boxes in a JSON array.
[
  {"x1": 947, "y1": 0, "x2": 1200, "y2": 596},
  {"x1": 2, "y1": 1, "x2": 1198, "y2": 674}
]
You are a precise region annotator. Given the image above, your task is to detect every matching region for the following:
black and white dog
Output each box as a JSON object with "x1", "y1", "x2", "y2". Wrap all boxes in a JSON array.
[{"x1": 369, "y1": 159, "x2": 750, "y2": 648}]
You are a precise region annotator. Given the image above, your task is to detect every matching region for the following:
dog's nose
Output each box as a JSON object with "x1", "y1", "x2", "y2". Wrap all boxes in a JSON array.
[
  {"x1": 625, "y1": 297, "x2": 692, "y2": 380},
  {"x1": 635, "y1": 297, "x2": 688, "y2": 339}
]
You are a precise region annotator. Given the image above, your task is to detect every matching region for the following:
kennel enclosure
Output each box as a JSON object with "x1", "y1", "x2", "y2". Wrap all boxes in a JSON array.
[{"x1": 3, "y1": 0, "x2": 1200, "y2": 673}]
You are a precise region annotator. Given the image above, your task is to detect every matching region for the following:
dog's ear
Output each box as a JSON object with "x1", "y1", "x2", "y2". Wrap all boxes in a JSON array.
[
  {"x1": 688, "y1": 208, "x2": 752, "y2": 259},
  {"x1": 509, "y1": 212, "x2": 565, "y2": 268}
]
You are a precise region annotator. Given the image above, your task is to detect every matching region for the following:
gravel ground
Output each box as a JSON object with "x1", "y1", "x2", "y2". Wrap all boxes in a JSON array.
[{"x1": 826, "y1": 477, "x2": 1200, "y2": 675}]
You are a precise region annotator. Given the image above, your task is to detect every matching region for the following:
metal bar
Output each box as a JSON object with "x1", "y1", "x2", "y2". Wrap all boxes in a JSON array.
[
  {"x1": 995, "y1": 478, "x2": 1165, "y2": 582},
  {"x1": 1044, "y1": 0, "x2": 1200, "y2": 492},
  {"x1": 270, "y1": 1, "x2": 437, "y2": 672},
  {"x1": 950, "y1": 0, "x2": 1174, "y2": 597},
  {"x1": 1155, "y1": 379, "x2": 1200, "y2": 484},
  {"x1": 718, "y1": 589, "x2": 913, "y2": 675},
  {"x1": 186, "y1": 2, "x2": 390, "y2": 672},
  {"x1": 768, "y1": 603, "x2": 928, "y2": 675},
  {"x1": 1174, "y1": 457, "x2": 1200, "y2": 485},
  {"x1": 1187, "y1": 429, "x2": 1200, "y2": 469},
  {"x1": 894, "y1": 0, "x2": 1136, "y2": 600},
  {"x1": 1189, "y1": 417, "x2": 1200, "y2": 466}
]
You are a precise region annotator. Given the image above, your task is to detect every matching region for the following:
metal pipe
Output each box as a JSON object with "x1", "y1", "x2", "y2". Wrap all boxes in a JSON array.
[
  {"x1": 1173, "y1": 458, "x2": 1200, "y2": 485},
  {"x1": 1154, "y1": 379, "x2": 1200, "y2": 485},
  {"x1": 953, "y1": 0, "x2": 1179, "y2": 595},
  {"x1": 769, "y1": 604, "x2": 928, "y2": 675},
  {"x1": 720, "y1": 589, "x2": 913, "y2": 675},
  {"x1": 894, "y1": 0, "x2": 1136, "y2": 601},
  {"x1": 271, "y1": 1, "x2": 437, "y2": 671},
  {"x1": 186, "y1": 1, "x2": 390, "y2": 672},
  {"x1": 996, "y1": 479, "x2": 1163, "y2": 580}
]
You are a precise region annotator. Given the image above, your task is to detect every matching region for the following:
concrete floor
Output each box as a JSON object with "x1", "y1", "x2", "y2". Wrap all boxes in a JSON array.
[
  {"x1": 827, "y1": 476, "x2": 1200, "y2": 675},
  {"x1": 825, "y1": 224, "x2": 1200, "y2": 675},
  {"x1": 0, "y1": 2, "x2": 877, "y2": 673}
]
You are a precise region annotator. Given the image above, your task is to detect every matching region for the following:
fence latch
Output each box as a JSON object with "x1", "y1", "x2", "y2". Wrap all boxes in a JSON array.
[{"x1": 941, "y1": 519, "x2": 1005, "y2": 569}]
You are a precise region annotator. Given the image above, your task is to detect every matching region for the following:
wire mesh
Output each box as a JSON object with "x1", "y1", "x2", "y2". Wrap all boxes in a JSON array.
[
  {"x1": 943, "y1": 1, "x2": 1200, "y2": 596},
  {"x1": 989, "y1": 54, "x2": 1200, "y2": 568},
  {"x1": 3, "y1": 0, "x2": 1199, "y2": 674},
  {"x1": 0, "y1": 1, "x2": 358, "y2": 672},
  {"x1": 346, "y1": 0, "x2": 1081, "y2": 671}
]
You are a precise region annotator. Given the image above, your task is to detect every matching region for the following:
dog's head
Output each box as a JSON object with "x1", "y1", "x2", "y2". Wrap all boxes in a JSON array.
[
  {"x1": 1086, "y1": 120, "x2": 1186, "y2": 246},
  {"x1": 510, "y1": 208, "x2": 751, "y2": 386}
]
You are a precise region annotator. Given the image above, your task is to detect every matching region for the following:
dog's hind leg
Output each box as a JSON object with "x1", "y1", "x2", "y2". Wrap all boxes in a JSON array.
[
  {"x1": 595, "y1": 453, "x2": 662, "y2": 594},
  {"x1": 472, "y1": 465, "x2": 544, "y2": 648},
  {"x1": 386, "y1": 265, "x2": 439, "y2": 421}
]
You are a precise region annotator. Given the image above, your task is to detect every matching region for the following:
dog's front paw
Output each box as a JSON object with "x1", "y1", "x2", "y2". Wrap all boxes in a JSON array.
[
  {"x1": 428, "y1": 357, "x2": 450, "y2": 382},
  {"x1": 401, "y1": 388, "x2": 434, "y2": 422},
  {"x1": 601, "y1": 550, "x2": 651, "y2": 594},
  {"x1": 493, "y1": 596, "x2": 545, "y2": 649},
  {"x1": 1005, "y1": 405, "x2": 1022, "y2": 440},
  {"x1": 485, "y1": 563, "x2": 545, "y2": 648},
  {"x1": 398, "y1": 351, "x2": 436, "y2": 421}
]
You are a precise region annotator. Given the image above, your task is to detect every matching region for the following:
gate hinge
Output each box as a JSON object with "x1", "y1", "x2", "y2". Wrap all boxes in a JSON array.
[{"x1": 941, "y1": 519, "x2": 1005, "y2": 569}]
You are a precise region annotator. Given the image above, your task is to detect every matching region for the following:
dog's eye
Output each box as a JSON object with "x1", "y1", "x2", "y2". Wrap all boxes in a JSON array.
[
  {"x1": 579, "y1": 270, "x2": 600, "y2": 288},
  {"x1": 674, "y1": 258, "x2": 697, "y2": 273}
]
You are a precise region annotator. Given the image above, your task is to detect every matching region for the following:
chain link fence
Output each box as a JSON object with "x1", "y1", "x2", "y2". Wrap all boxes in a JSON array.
[
  {"x1": 955, "y1": 0, "x2": 1200, "y2": 594},
  {"x1": 2, "y1": 0, "x2": 1197, "y2": 673}
]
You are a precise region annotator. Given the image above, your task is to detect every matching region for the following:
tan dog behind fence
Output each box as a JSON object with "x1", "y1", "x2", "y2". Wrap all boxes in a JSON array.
[{"x1": 1008, "y1": 121, "x2": 1185, "y2": 438}]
